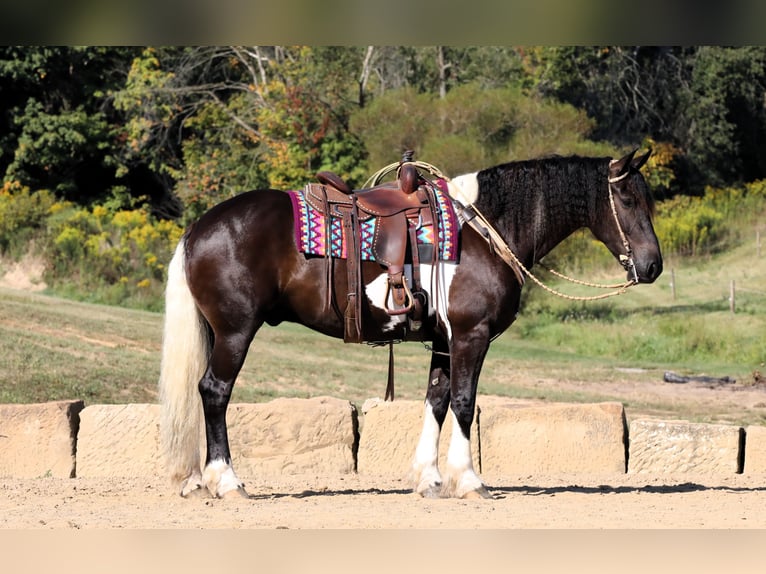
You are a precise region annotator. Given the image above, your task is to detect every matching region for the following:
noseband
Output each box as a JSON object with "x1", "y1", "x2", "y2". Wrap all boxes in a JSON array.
[{"x1": 607, "y1": 160, "x2": 639, "y2": 285}]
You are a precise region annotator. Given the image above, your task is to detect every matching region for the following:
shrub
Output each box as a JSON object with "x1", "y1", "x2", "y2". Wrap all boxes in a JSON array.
[
  {"x1": 45, "y1": 204, "x2": 183, "y2": 310},
  {"x1": 0, "y1": 181, "x2": 57, "y2": 255}
]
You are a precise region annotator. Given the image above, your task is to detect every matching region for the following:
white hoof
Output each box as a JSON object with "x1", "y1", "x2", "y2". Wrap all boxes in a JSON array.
[
  {"x1": 411, "y1": 461, "x2": 443, "y2": 498},
  {"x1": 203, "y1": 459, "x2": 245, "y2": 498},
  {"x1": 442, "y1": 466, "x2": 487, "y2": 499},
  {"x1": 179, "y1": 471, "x2": 206, "y2": 498}
]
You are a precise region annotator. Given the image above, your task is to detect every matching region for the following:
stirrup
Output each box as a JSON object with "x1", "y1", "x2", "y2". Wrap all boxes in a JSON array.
[{"x1": 384, "y1": 276, "x2": 415, "y2": 315}]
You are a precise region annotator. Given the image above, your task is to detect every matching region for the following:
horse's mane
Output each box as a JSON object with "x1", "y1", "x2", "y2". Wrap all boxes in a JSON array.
[{"x1": 474, "y1": 155, "x2": 655, "y2": 222}]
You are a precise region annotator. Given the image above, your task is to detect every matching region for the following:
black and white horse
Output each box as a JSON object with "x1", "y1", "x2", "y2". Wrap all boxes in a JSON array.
[{"x1": 159, "y1": 149, "x2": 662, "y2": 498}]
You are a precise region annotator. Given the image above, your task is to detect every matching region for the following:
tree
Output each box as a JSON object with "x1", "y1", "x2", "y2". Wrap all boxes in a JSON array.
[
  {"x1": 350, "y1": 82, "x2": 614, "y2": 176},
  {"x1": 0, "y1": 47, "x2": 141, "y2": 203},
  {"x1": 533, "y1": 46, "x2": 766, "y2": 192},
  {"x1": 680, "y1": 46, "x2": 766, "y2": 187}
]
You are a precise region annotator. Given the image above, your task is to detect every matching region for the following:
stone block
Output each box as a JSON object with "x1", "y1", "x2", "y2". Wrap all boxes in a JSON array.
[
  {"x1": 76, "y1": 397, "x2": 359, "y2": 478},
  {"x1": 227, "y1": 396, "x2": 358, "y2": 476},
  {"x1": 478, "y1": 399, "x2": 627, "y2": 475},
  {"x1": 0, "y1": 400, "x2": 84, "y2": 478},
  {"x1": 628, "y1": 419, "x2": 744, "y2": 474},
  {"x1": 744, "y1": 425, "x2": 766, "y2": 474},
  {"x1": 76, "y1": 404, "x2": 162, "y2": 477}
]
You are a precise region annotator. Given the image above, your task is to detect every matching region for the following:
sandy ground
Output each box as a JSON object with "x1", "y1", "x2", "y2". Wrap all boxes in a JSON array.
[
  {"x1": 2, "y1": 369, "x2": 766, "y2": 531},
  {"x1": 2, "y1": 469, "x2": 766, "y2": 530}
]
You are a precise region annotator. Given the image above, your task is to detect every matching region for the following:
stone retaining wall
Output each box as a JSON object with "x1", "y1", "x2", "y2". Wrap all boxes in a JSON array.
[
  {"x1": 1, "y1": 397, "x2": 765, "y2": 479},
  {"x1": 0, "y1": 400, "x2": 83, "y2": 478}
]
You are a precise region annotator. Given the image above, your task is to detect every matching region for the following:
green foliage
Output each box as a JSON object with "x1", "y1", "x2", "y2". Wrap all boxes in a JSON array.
[
  {"x1": 683, "y1": 47, "x2": 766, "y2": 186},
  {"x1": 0, "y1": 47, "x2": 141, "y2": 203},
  {"x1": 172, "y1": 95, "x2": 268, "y2": 223},
  {"x1": 350, "y1": 83, "x2": 614, "y2": 176},
  {"x1": 653, "y1": 181, "x2": 766, "y2": 256},
  {"x1": 44, "y1": 202, "x2": 183, "y2": 310},
  {"x1": 349, "y1": 86, "x2": 433, "y2": 169},
  {"x1": 5, "y1": 100, "x2": 112, "y2": 198},
  {"x1": 639, "y1": 137, "x2": 681, "y2": 198},
  {"x1": 653, "y1": 195, "x2": 725, "y2": 256},
  {"x1": 111, "y1": 47, "x2": 181, "y2": 177},
  {"x1": 0, "y1": 181, "x2": 56, "y2": 254}
]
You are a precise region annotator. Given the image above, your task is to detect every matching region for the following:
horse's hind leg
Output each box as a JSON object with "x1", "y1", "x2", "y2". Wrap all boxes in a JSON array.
[
  {"x1": 411, "y1": 337, "x2": 451, "y2": 497},
  {"x1": 199, "y1": 323, "x2": 261, "y2": 498}
]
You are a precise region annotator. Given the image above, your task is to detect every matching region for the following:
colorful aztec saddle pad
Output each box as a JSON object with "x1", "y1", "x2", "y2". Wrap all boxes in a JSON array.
[{"x1": 287, "y1": 179, "x2": 459, "y2": 263}]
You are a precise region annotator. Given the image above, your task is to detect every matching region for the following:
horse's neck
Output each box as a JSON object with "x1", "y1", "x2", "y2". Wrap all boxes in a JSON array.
[{"x1": 480, "y1": 164, "x2": 601, "y2": 265}]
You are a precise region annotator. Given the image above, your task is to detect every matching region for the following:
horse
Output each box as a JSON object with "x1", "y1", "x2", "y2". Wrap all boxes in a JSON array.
[{"x1": 158, "y1": 149, "x2": 663, "y2": 499}]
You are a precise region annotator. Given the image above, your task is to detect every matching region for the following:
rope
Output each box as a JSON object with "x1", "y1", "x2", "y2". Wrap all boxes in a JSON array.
[
  {"x1": 542, "y1": 266, "x2": 635, "y2": 290},
  {"x1": 363, "y1": 160, "x2": 447, "y2": 189}
]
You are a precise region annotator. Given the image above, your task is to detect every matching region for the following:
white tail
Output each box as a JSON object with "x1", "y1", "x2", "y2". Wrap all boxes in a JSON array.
[{"x1": 158, "y1": 239, "x2": 210, "y2": 487}]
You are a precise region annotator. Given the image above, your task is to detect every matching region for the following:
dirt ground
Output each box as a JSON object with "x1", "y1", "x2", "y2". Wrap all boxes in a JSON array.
[
  {"x1": 1, "y1": 470, "x2": 765, "y2": 529},
  {"x1": 3, "y1": 378, "x2": 766, "y2": 530}
]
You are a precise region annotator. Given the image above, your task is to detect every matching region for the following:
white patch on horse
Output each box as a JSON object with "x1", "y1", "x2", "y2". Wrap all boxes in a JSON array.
[
  {"x1": 364, "y1": 271, "x2": 409, "y2": 332},
  {"x1": 420, "y1": 261, "x2": 457, "y2": 340},
  {"x1": 365, "y1": 263, "x2": 457, "y2": 338},
  {"x1": 447, "y1": 172, "x2": 479, "y2": 206}
]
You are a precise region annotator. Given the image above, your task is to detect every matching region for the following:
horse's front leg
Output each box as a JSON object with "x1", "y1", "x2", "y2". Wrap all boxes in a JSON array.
[
  {"x1": 411, "y1": 337, "x2": 451, "y2": 497},
  {"x1": 442, "y1": 326, "x2": 491, "y2": 499}
]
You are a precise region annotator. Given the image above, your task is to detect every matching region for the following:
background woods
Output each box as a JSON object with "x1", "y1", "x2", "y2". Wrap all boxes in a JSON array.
[{"x1": 1, "y1": 46, "x2": 766, "y2": 311}]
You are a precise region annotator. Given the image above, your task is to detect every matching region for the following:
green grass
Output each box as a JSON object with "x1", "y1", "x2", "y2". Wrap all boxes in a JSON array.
[
  {"x1": 519, "y1": 236, "x2": 766, "y2": 379},
  {"x1": 1, "y1": 233, "x2": 765, "y2": 426}
]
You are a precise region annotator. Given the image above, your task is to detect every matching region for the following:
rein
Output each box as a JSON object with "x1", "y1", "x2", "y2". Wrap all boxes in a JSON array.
[{"x1": 453, "y1": 163, "x2": 638, "y2": 302}]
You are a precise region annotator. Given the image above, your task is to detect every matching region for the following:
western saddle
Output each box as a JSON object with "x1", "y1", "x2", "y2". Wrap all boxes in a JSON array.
[{"x1": 304, "y1": 154, "x2": 443, "y2": 351}]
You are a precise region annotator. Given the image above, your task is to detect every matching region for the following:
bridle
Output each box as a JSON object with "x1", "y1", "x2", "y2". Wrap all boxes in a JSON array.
[{"x1": 607, "y1": 159, "x2": 639, "y2": 285}]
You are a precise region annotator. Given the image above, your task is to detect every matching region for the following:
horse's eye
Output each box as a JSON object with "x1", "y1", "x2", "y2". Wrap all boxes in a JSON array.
[{"x1": 618, "y1": 190, "x2": 636, "y2": 209}]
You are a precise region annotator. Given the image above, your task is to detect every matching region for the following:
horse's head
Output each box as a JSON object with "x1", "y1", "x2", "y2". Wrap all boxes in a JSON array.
[{"x1": 596, "y1": 149, "x2": 663, "y2": 284}]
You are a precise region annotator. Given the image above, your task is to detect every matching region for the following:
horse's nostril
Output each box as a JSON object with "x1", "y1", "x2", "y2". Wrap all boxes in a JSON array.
[{"x1": 647, "y1": 261, "x2": 662, "y2": 281}]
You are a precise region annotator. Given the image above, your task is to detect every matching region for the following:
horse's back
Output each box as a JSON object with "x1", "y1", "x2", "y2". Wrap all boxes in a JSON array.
[
  {"x1": 187, "y1": 189, "x2": 292, "y2": 242},
  {"x1": 183, "y1": 189, "x2": 299, "y2": 318}
]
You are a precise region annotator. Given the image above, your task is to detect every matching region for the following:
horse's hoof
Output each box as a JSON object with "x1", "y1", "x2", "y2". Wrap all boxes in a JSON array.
[
  {"x1": 180, "y1": 482, "x2": 210, "y2": 499},
  {"x1": 418, "y1": 484, "x2": 443, "y2": 499},
  {"x1": 220, "y1": 486, "x2": 250, "y2": 500},
  {"x1": 461, "y1": 486, "x2": 493, "y2": 500}
]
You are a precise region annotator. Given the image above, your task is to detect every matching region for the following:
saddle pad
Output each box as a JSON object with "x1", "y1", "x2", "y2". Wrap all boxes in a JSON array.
[{"x1": 287, "y1": 181, "x2": 459, "y2": 262}]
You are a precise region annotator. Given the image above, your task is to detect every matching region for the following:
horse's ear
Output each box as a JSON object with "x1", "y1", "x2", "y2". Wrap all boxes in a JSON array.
[
  {"x1": 609, "y1": 149, "x2": 637, "y2": 179},
  {"x1": 631, "y1": 148, "x2": 652, "y2": 171}
]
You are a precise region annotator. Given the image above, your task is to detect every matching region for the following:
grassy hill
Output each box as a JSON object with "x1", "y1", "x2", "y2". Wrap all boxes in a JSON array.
[{"x1": 1, "y1": 231, "x2": 764, "y2": 426}]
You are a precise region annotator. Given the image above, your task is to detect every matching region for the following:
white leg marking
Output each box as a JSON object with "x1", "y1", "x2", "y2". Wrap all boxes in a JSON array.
[
  {"x1": 203, "y1": 459, "x2": 245, "y2": 498},
  {"x1": 447, "y1": 173, "x2": 479, "y2": 205},
  {"x1": 444, "y1": 409, "x2": 485, "y2": 498},
  {"x1": 411, "y1": 402, "x2": 443, "y2": 496}
]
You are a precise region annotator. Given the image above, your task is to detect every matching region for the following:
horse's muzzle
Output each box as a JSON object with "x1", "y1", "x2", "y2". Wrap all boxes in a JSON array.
[{"x1": 629, "y1": 257, "x2": 663, "y2": 284}]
